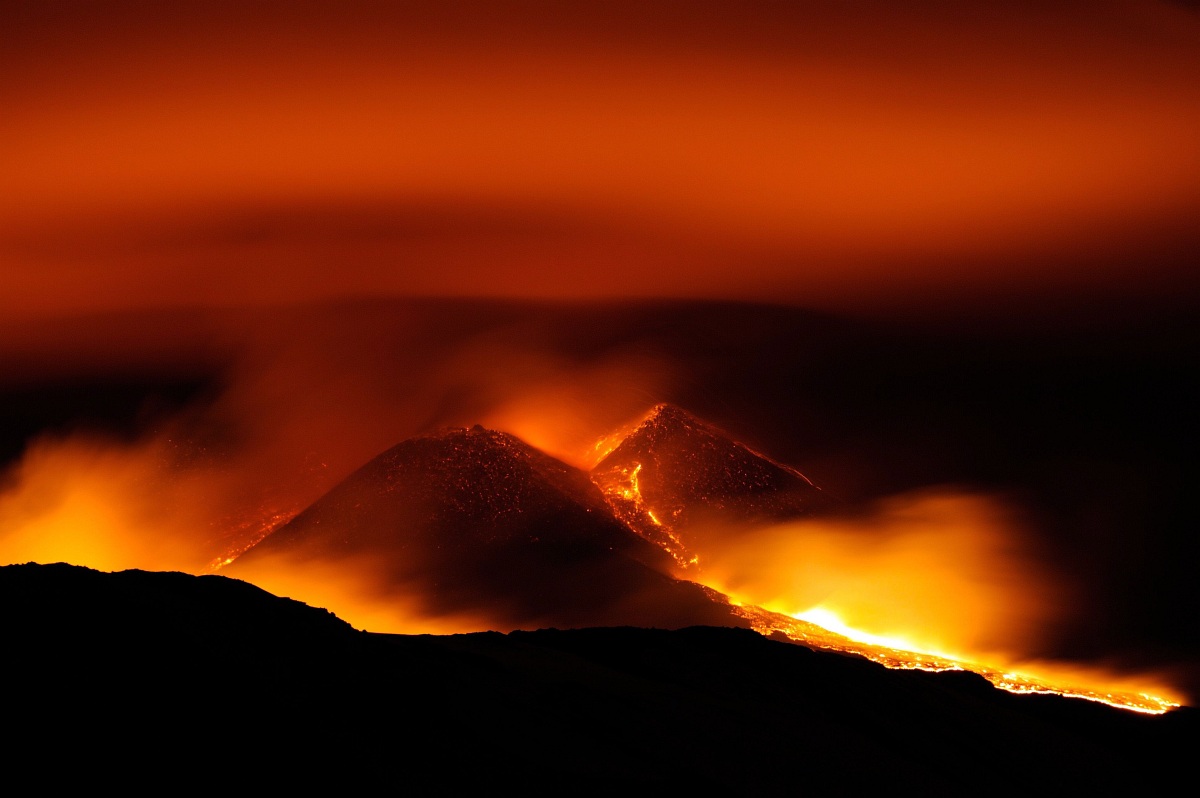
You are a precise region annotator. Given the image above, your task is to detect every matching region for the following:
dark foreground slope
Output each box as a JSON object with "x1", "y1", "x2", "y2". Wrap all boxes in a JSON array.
[{"x1": 2, "y1": 563, "x2": 1193, "y2": 792}]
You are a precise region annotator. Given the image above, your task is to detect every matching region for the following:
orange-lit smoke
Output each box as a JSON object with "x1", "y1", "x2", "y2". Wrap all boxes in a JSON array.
[
  {"x1": 478, "y1": 355, "x2": 674, "y2": 468},
  {"x1": 687, "y1": 488, "x2": 1190, "y2": 704},
  {"x1": 691, "y1": 489, "x2": 1069, "y2": 662},
  {"x1": 0, "y1": 305, "x2": 679, "y2": 589},
  {"x1": 0, "y1": 433, "x2": 238, "y2": 574},
  {"x1": 227, "y1": 549, "x2": 494, "y2": 636}
]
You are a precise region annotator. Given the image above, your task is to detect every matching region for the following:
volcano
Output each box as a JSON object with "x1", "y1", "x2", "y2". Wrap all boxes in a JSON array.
[
  {"x1": 225, "y1": 410, "x2": 1182, "y2": 714},
  {"x1": 592, "y1": 403, "x2": 833, "y2": 564},
  {"x1": 232, "y1": 424, "x2": 741, "y2": 631}
]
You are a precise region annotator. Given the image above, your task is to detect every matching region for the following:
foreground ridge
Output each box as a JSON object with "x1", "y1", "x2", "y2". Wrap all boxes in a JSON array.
[{"x1": 2, "y1": 563, "x2": 1192, "y2": 791}]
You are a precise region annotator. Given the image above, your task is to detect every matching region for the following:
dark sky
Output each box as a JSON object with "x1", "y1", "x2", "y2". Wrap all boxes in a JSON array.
[{"x1": 2, "y1": 0, "x2": 1199, "y2": 321}]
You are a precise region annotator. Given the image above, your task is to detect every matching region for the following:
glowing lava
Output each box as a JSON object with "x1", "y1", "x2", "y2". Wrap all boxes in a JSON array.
[
  {"x1": 591, "y1": 403, "x2": 830, "y2": 569},
  {"x1": 589, "y1": 405, "x2": 1186, "y2": 715},
  {"x1": 596, "y1": 461, "x2": 696, "y2": 569},
  {"x1": 730, "y1": 602, "x2": 1180, "y2": 715}
]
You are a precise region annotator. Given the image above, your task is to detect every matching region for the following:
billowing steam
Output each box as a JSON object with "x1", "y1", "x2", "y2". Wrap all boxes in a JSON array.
[{"x1": 690, "y1": 489, "x2": 1067, "y2": 660}]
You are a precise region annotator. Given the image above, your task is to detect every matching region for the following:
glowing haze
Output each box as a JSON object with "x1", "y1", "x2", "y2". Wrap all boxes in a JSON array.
[{"x1": 3, "y1": 1, "x2": 1200, "y2": 320}]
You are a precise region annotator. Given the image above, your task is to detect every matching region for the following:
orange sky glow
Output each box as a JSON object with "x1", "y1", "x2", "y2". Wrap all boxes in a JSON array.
[{"x1": 2, "y1": 0, "x2": 1198, "y2": 320}]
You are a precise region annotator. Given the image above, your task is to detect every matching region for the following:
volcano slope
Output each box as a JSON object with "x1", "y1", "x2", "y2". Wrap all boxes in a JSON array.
[
  {"x1": 231, "y1": 424, "x2": 741, "y2": 631},
  {"x1": 592, "y1": 403, "x2": 835, "y2": 564}
]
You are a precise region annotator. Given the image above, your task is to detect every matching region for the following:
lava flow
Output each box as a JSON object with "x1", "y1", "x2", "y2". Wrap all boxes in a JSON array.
[
  {"x1": 587, "y1": 404, "x2": 1184, "y2": 715},
  {"x1": 729, "y1": 603, "x2": 1179, "y2": 715}
]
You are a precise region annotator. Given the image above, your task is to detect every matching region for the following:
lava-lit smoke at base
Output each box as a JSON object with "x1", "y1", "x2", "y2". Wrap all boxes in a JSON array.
[
  {"x1": 583, "y1": 405, "x2": 1183, "y2": 714},
  {"x1": 0, "y1": 395, "x2": 1185, "y2": 714}
]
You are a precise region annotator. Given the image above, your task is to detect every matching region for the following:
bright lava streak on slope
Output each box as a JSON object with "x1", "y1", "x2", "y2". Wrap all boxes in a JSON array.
[
  {"x1": 587, "y1": 405, "x2": 1184, "y2": 715},
  {"x1": 730, "y1": 602, "x2": 1180, "y2": 715}
]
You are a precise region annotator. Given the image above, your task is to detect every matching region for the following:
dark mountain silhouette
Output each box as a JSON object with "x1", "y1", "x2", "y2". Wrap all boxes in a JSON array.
[
  {"x1": 0, "y1": 560, "x2": 354, "y2": 651},
  {"x1": 592, "y1": 403, "x2": 834, "y2": 562},
  {"x1": 2, "y1": 563, "x2": 1193, "y2": 791},
  {"x1": 232, "y1": 424, "x2": 741, "y2": 630}
]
